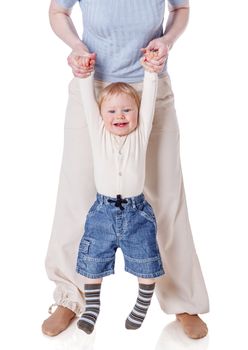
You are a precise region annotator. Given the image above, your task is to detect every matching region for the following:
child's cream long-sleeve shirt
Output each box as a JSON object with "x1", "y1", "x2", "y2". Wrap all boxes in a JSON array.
[{"x1": 78, "y1": 71, "x2": 158, "y2": 198}]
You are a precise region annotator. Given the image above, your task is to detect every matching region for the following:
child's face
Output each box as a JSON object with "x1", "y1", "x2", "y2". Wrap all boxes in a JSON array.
[{"x1": 100, "y1": 93, "x2": 138, "y2": 136}]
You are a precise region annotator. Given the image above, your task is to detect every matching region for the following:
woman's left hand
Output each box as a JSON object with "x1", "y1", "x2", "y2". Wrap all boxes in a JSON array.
[{"x1": 140, "y1": 37, "x2": 170, "y2": 73}]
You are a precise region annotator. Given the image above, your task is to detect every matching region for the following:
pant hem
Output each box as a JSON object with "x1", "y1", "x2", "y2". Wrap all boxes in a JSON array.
[
  {"x1": 55, "y1": 299, "x2": 83, "y2": 316},
  {"x1": 76, "y1": 268, "x2": 114, "y2": 279}
]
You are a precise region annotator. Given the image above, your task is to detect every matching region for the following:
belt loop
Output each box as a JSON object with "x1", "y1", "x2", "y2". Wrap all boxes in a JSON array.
[
  {"x1": 98, "y1": 194, "x2": 103, "y2": 205},
  {"x1": 131, "y1": 197, "x2": 136, "y2": 209}
]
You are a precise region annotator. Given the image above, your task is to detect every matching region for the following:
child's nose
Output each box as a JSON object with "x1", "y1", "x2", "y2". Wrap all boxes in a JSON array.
[{"x1": 117, "y1": 113, "x2": 125, "y2": 119}]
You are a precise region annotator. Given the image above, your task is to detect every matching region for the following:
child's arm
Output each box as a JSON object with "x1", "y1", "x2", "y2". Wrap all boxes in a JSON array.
[
  {"x1": 78, "y1": 73, "x2": 101, "y2": 131},
  {"x1": 139, "y1": 70, "x2": 158, "y2": 140}
]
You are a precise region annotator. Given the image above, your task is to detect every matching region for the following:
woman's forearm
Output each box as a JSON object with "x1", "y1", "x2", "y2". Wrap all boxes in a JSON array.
[
  {"x1": 49, "y1": 0, "x2": 87, "y2": 51},
  {"x1": 163, "y1": 7, "x2": 190, "y2": 48}
]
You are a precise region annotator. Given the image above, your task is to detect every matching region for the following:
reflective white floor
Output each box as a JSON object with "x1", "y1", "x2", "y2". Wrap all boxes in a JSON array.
[{"x1": 42, "y1": 317, "x2": 209, "y2": 350}]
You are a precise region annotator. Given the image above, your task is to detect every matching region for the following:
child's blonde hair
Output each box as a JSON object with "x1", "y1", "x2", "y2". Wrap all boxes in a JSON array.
[{"x1": 98, "y1": 82, "x2": 141, "y2": 111}]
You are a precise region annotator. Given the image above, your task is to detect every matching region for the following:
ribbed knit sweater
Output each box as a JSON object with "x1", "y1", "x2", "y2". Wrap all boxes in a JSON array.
[{"x1": 57, "y1": 0, "x2": 189, "y2": 82}]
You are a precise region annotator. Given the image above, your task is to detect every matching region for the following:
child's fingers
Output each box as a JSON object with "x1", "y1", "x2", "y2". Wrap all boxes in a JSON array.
[
  {"x1": 149, "y1": 55, "x2": 167, "y2": 66},
  {"x1": 142, "y1": 50, "x2": 160, "y2": 64},
  {"x1": 67, "y1": 50, "x2": 96, "y2": 78},
  {"x1": 79, "y1": 56, "x2": 90, "y2": 67},
  {"x1": 84, "y1": 53, "x2": 96, "y2": 67},
  {"x1": 140, "y1": 58, "x2": 154, "y2": 72},
  {"x1": 141, "y1": 49, "x2": 168, "y2": 72},
  {"x1": 140, "y1": 57, "x2": 164, "y2": 73},
  {"x1": 68, "y1": 58, "x2": 94, "y2": 76},
  {"x1": 140, "y1": 57, "x2": 155, "y2": 68},
  {"x1": 77, "y1": 53, "x2": 96, "y2": 68},
  {"x1": 140, "y1": 47, "x2": 158, "y2": 58},
  {"x1": 89, "y1": 59, "x2": 96, "y2": 68},
  {"x1": 68, "y1": 59, "x2": 93, "y2": 73}
]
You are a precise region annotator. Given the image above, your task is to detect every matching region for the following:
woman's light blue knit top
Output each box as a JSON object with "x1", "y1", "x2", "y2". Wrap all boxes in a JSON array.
[{"x1": 57, "y1": 0, "x2": 188, "y2": 82}]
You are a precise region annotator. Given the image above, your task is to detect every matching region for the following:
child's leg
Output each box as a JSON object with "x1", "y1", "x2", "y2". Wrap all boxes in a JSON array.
[
  {"x1": 125, "y1": 278, "x2": 155, "y2": 330},
  {"x1": 77, "y1": 278, "x2": 102, "y2": 334}
]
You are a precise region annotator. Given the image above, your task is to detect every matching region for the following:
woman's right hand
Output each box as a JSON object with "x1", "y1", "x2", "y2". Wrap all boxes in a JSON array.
[{"x1": 67, "y1": 43, "x2": 96, "y2": 78}]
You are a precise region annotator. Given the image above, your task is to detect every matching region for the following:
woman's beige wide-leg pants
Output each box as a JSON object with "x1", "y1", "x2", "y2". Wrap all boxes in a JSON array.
[{"x1": 45, "y1": 74, "x2": 209, "y2": 315}]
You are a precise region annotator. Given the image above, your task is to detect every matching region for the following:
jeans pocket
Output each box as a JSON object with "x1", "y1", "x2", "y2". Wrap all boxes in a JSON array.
[
  {"x1": 80, "y1": 239, "x2": 90, "y2": 254},
  {"x1": 138, "y1": 201, "x2": 156, "y2": 225}
]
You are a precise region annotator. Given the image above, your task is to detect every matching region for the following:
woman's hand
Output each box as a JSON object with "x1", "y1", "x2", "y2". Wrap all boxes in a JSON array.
[
  {"x1": 67, "y1": 43, "x2": 96, "y2": 78},
  {"x1": 140, "y1": 37, "x2": 170, "y2": 73}
]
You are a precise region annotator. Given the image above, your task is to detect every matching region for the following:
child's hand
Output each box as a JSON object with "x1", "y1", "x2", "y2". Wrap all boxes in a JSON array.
[
  {"x1": 67, "y1": 44, "x2": 96, "y2": 78},
  {"x1": 77, "y1": 53, "x2": 96, "y2": 71},
  {"x1": 140, "y1": 38, "x2": 170, "y2": 73},
  {"x1": 140, "y1": 49, "x2": 159, "y2": 72}
]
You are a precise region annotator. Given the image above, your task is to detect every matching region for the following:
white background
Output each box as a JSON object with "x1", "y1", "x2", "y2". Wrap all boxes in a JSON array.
[{"x1": 0, "y1": 1, "x2": 248, "y2": 349}]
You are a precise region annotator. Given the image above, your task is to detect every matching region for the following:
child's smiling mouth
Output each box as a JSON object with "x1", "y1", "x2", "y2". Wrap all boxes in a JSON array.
[{"x1": 113, "y1": 122, "x2": 129, "y2": 127}]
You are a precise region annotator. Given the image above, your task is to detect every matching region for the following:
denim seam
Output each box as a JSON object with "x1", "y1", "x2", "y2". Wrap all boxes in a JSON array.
[
  {"x1": 79, "y1": 255, "x2": 114, "y2": 263},
  {"x1": 123, "y1": 254, "x2": 161, "y2": 263},
  {"x1": 138, "y1": 211, "x2": 156, "y2": 224},
  {"x1": 76, "y1": 267, "x2": 114, "y2": 279}
]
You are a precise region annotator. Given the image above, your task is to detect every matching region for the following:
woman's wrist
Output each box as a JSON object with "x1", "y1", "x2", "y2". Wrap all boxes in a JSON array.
[
  {"x1": 71, "y1": 40, "x2": 89, "y2": 53},
  {"x1": 160, "y1": 34, "x2": 173, "y2": 50}
]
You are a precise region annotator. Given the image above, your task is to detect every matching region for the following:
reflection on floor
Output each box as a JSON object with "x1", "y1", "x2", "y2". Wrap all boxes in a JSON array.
[
  {"x1": 156, "y1": 321, "x2": 209, "y2": 350},
  {"x1": 42, "y1": 319, "x2": 96, "y2": 350},
  {"x1": 42, "y1": 318, "x2": 209, "y2": 350}
]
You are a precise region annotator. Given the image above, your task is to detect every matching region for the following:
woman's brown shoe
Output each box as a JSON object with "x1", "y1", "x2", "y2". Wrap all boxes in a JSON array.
[
  {"x1": 42, "y1": 305, "x2": 76, "y2": 336},
  {"x1": 176, "y1": 313, "x2": 208, "y2": 339}
]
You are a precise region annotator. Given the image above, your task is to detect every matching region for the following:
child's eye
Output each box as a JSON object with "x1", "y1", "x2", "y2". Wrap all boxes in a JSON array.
[
  {"x1": 123, "y1": 109, "x2": 131, "y2": 113},
  {"x1": 108, "y1": 110, "x2": 115, "y2": 114}
]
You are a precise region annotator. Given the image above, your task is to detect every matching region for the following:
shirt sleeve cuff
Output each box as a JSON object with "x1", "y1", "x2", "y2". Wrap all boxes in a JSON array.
[
  {"x1": 56, "y1": 0, "x2": 77, "y2": 9},
  {"x1": 168, "y1": 0, "x2": 189, "y2": 11},
  {"x1": 144, "y1": 70, "x2": 158, "y2": 82}
]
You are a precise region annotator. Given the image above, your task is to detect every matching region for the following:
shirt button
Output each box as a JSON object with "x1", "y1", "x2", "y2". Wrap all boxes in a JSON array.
[
  {"x1": 118, "y1": 172, "x2": 122, "y2": 176},
  {"x1": 119, "y1": 151, "x2": 122, "y2": 155}
]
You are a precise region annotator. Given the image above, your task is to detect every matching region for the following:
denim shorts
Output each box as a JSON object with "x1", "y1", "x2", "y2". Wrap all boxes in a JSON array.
[{"x1": 76, "y1": 193, "x2": 165, "y2": 279}]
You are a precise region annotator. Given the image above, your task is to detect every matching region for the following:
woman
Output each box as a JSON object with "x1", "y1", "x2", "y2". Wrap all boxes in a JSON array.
[{"x1": 42, "y1": 0, "x2": 209, "y2": 339}]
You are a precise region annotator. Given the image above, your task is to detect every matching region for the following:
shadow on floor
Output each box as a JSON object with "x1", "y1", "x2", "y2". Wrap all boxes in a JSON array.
[
  {"x1": 42, "y1": 318, "x2": 209, "y2": 350},
  {"x1": 155, "y1": 320, "x2": 209, "y2": 350},
  {"x1": 42, "y1": 319, "x2": 95, "y2": 350}
]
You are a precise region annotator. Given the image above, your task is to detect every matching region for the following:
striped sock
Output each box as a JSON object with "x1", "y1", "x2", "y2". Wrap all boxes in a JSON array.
[
  {"x1": 77, "y1": 283, "x2": 101, "y2": 334},
  {"x1": 125, "y1": 283, "x2": 155, "y2": 330}
]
